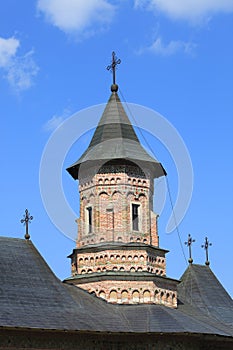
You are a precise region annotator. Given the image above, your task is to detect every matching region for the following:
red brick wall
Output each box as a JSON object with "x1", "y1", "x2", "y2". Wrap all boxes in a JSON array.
[
  {"x1": 74, "y1": 279, "x2": 177, "y2": 308},
  {"x1": 77, "y1": 166, "x2": 159, "y2": 247},
  {"x1": 70, "y1": 163, "x2": 178, "y2": 307}
]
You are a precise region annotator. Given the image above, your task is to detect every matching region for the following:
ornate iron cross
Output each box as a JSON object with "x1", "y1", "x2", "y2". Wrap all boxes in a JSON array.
[
  {"x1": 202, "y1": 237, "x2": 212, "y2": 266},
  {"x1": 21, "y1": 209, "x2": 33, "y2": 240},
  {"x1": 185, "y1": 234, "x2": 195, "y2": 264},
  {"x1": 107, "y1": 51, "x2": 121, "y2": 85}
]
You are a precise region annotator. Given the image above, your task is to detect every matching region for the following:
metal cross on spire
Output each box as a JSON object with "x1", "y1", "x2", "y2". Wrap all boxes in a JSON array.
[
  {"x1": 185, "y1": 234, "x2": 195, "y2": 264},
  {"x1": 202, "y1": 237, "x2": 212, "y2": 266},
  {"x1": 20, "y1": 209, "x2": 33, "y2": 240},
  {"x1": 107, "y1": 51, "x2": 121, "y2": 87}
]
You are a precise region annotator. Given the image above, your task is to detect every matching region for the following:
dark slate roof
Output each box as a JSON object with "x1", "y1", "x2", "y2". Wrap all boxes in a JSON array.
[
  {"x1": 66, "y1": 91, "x2": 166, "y2": 180},
  {"x1": 177, "y1": 264, "x2": 233, "y2": 333},
  {"x1": 0, "y1": 237, "x2": 233, "y2": 337}
]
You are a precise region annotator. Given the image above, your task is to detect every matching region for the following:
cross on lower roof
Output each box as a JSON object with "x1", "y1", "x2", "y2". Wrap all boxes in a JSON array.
[
  {"x1": 202, "y1": 237, "x2": 212, "y2": 266},
  {"x1": 20, "y1": 209, "x2": 33, "y2": 240},
  {"x1": 185, "y1": 234, "x2": 195, "y2": 264},
  {"x1": 107, "y1": 51, "x2": 121, "y2": 86}
]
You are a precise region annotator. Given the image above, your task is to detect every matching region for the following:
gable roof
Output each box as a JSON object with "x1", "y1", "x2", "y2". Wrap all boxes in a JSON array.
[
  {"x1": 0, "y1": 236, "x2": 232, "y2": 338},
  {"x1": 66, "y1": 91, "x2": 166, "y2": 180},
  {"x1": 177, "y1": 264, "x2": 233, "y2": 329}
]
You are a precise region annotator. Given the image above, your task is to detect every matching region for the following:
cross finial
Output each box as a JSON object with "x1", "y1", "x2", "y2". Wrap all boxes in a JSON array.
[
  {"x1": 107, "y1": 51, "x2": 121, "y2": 92},
  {"x1": 202, "y1": 237, "x2": 212, "y2": 266},
  {"x1": 20, "y1": 209, "x2": 33, "y2": 240},
  {"x1": 185, "y1": 234, "x2": 195, "y2": 264}
]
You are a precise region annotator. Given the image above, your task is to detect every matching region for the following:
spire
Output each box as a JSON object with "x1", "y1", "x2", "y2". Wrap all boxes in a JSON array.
[{"x1": 67, "y1": 53, "x2": 166, "y2": 180}]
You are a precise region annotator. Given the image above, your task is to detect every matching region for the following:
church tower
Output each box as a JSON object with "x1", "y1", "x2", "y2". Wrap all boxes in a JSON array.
[{"x1": 65, "y1": 53, "x2": 178, "y2": 307}]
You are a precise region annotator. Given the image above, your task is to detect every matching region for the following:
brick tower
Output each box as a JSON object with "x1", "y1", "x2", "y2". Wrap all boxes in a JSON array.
[{"x1": 65, "y1": 55, "x2": 178, "y2": 307}]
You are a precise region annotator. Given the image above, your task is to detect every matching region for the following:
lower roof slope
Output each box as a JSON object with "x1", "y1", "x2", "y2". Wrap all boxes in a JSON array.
[
  {"x1": 177, "y1": 264, "x2": 233, "y2": 333},
  {"x1": 0, "y1": 237, "x2": 232, "y2": 337}
]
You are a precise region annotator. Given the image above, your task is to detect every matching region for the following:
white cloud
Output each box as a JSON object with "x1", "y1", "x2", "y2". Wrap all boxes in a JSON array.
[
  {"x1": 138, "y1": 37, "x2": 196, "y2": 56},
  {"x1": 135, "y1": 0, "x2": 233, "y2": 22},
  {"x1": 0, "y1": 36, "x2": 39, "y2": 92},
  {"x1": 0, "y1": 37, "x2": 20, "y2": 67},
  {"x1": 43, "y1": 108, "x2": 71, "y2": 132},
  {"x1": 37, "y1": 0, "x2": 116, "y2": 37},
  {"x1": 6, "y1": 51, "x2": 39, "y2": 92}
]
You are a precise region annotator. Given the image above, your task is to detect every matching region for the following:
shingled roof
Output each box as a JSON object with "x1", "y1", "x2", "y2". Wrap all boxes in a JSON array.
[
  {"x1": 0, "y1": 236, "x2": 232, "y2": 338},
  {"x1": 177, "y1": 264, "x2": 233, "y2": 334},
  {"x1": 66, "y1": 91, "x2": 166, "y2": 180}
]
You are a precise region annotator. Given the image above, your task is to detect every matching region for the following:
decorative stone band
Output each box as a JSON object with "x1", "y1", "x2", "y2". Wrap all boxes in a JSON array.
[
  {"x1": 71, "y1": 247, "x2": 166, "y2": 276},
  {"x1": 65, "y1": 272, "x2": 178, "y2": 308},
  {"x1": 69, "y1": 243, "x2": 168, "y2": 273}
]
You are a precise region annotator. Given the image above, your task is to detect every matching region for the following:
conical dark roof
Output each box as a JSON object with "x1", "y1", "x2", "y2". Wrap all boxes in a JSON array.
[{"x1": 67, "y1": 90, "x2": 166, "y2": 180}]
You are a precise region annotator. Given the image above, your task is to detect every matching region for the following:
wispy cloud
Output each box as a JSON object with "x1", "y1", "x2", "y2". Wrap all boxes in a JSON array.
[
  {"x1": 43, "y1": 108, "x2": 71, "y2": 132},
  {"x1": 0, "y1": 37, "x2": 19, "y2": 66},
  {"x1": 0, "y1": 36, "x2": 39, "y2": 92},
  {"x1": 138, "y1": 37, "x2": 196, "y2": 56},
  {"x1": 134, "y1": 0, "x2": 233, "y2": 23},
  {"x1": 37, "y1": 0, "x2": 116, "y2": 39}
]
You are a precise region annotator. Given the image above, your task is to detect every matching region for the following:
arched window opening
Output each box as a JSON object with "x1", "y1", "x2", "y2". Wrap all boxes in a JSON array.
[
  {"x1": 109, "y1": 290, "x2": 118, "y2": 303},
  {"x1": 86, "y1": 207, "x2": 92, "y2": 233},
  {"x1": 132, "y1": 290, "x2": 140, "y2": 303},
  {"x1": 155, "y1": 290, "x2": 159, "y2": 302},
  {"x1": 121, "y1": 290, "x2": 128, "y2": 303},
  {"x1": 132, "y1": 203, "x2": 140, "y2": 231},
  {"x1": 143, "y1": 290, "x2": 151, "y2": 302},
  {"x1": 99, "y1": 291, "x2": 106, "y2": 299}
]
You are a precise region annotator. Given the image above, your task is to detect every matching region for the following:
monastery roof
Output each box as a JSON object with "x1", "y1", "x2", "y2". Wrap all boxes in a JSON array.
[
  {"x1": 67, "y1": 91, "x2": 166, "y2": 180},
  {"x1": 0, "y1": 236, "x2": 232, "y2": 337}
]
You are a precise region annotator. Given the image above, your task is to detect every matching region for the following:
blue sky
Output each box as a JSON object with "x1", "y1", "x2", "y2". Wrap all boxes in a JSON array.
[{"x1": 0, "y1": 1, "x2": 233, "y2": 296}]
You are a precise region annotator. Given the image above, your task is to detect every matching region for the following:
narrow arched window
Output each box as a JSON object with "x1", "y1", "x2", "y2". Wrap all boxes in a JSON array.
[
  {"x1": 86, "y1": 207, "x2": 92, "y2": 233},
  {"x1": 132, "y1": 203, "x2": 140, "y2": 231}
]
